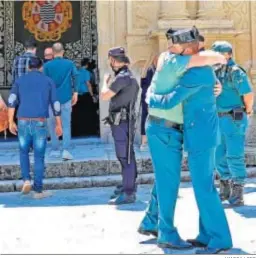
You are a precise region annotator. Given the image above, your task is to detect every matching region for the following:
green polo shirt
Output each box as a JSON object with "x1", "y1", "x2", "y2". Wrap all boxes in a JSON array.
[{"x1": 148, "y1": 53, "x2": 191, "y2": 124}]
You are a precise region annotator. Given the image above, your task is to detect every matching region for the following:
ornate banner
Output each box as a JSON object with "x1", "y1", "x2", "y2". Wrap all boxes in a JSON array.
[{"x1": 22, "y1": 0, "x2": 73, "y2": 42}]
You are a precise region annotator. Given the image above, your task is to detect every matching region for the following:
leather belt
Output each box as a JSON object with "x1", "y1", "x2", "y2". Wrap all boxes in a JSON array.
[
  {"x1": 218, "y1": 111, "x2": 233, "y2": 117},
  {"x1": 18, "y1": 117, "x2": 46, "y2": 122},
  {"x1": 148, "y1": 115, "x2": 183, "y2": 131}
]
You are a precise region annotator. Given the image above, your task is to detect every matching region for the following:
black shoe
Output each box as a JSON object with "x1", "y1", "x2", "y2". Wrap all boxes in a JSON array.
[
  {"x1": 108, "y1": 192, "x2": 136, "y2": 205},
  {"x1": 186, "y1": 239, "x2": 207, "y2": 248},
  {"x1": 157, "y1": 239, "x2": 193, "y2": 250},
  {"x1": 110, "y1": 184, "x2": 138, "y2": 199},
  {"x1": 229, "y1": 183, "x2": 244, "y2": 206},
  {"x1": 196, "y1": 247, "x2": 229, "y2": 254},
  {"x1": 138, "y1": 227, "x2": 158, "y2": 237},
  {"x1": 219, "y1": 179, "x2": 231, "y2": 201},
  {"x1": 110, "y1": 185, "x2": 123, "y2": 199}
]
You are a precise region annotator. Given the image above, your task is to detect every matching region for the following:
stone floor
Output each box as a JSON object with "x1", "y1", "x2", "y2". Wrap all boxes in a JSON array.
[{"x1": 0, "y1": 179, "x2": 255, "y2": 254}]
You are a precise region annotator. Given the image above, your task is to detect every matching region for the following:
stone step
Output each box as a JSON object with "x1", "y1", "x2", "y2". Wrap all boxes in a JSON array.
[
  {"x1": 0, "y1": 148, "x2": 255, "y2": 181},
  {"x1": 0, "y1": 167, "x2": 256, "y2": 193}
]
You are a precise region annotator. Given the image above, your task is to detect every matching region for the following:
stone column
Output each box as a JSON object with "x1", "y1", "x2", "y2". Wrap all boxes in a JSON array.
[
  {"x1": 197, "y1": 0, "x2": 226, "y2": 19},
  {"x1": 159, "y1": 0, "x2": 189, "y2": 20},
  {"x1": 250, "y1": 2, "x2": 256, "y2": 111},
  {"x1": 186, "y1": 0, "x2": 198, "y2": 20}
]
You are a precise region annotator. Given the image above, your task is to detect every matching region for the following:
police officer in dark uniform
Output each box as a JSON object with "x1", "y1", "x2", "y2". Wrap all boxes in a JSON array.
[{"x1": 101, "y1": 47, "x2": 139, "y2": 205}]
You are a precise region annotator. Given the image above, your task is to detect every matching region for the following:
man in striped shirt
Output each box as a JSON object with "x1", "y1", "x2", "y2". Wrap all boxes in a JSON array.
[{"x1": 11, "y1": 38, "x2": 37, "y2": 84}]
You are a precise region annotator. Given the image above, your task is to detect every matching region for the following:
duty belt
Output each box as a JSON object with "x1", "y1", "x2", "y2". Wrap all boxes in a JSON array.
[
  {"x1": 218, "y1": 108, "x2": 245, "y2": 117},
  {"x1": 218, "y1": 111, "x2": 233, "y2": 117},
  {"x1": 148, "y1": 115, "x2": 183, "y2": 132}
]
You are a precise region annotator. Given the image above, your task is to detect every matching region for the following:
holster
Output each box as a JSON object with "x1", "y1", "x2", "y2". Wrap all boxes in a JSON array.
[
  {"x1": 104, "y1": 108, "x2": 129, "y2": 126},
  {"x1": 232, "y1": 107, "x2": 244, "y2": 121}
]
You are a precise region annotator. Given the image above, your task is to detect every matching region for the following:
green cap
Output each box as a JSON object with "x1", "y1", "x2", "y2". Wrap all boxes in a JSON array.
[{"x1": 211, "y1": 41, "x2": 233, "y2": 53}]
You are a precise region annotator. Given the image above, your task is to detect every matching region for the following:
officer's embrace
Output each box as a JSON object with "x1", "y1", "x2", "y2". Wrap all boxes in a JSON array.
[{"x1": 101, "y1": 47, "x2": 139, "y2": 205}]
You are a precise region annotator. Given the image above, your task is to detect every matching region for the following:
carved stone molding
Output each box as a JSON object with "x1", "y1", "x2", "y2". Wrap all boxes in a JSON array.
[
  {"x1": 127, "y1": 1, "x2": 159, "y2": 35},
  {"x1": 224, "y1": 1, "x2": 250, "y2": 31},
  {"x1": 159, "y1": 0, "x2": 189, "y2": 20},
  {"x1": 197, "y1": 1, "x2": 226, "y2": 20}
]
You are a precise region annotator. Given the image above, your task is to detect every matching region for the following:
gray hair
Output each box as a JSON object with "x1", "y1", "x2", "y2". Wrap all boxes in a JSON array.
[{"x1": 52, "y1": 42, "x2": 64, "y2": 54}]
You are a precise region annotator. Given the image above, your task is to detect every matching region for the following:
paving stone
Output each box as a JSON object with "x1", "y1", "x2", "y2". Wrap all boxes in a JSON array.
[
  {"x1": 0, "y1": 180, "x2": 15, "y2": 192},
  {"x1": 0, "y1": 138, "x2": 255, "y2": 183}
]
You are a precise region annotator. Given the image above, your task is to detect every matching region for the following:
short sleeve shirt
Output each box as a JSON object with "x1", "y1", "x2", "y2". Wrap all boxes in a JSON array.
[
  {"x1": 148, "y1": 52, "x2": 191, "y2": 124},
  {"x1": 216, "y1": 61, "x2": 253, "y2": 112},
  {"x1": 78, "y1": 68, "x2": 91, "y2": 94},
  {"x1": 109, "y1": 67, "x2": 139, "y2": 112}
]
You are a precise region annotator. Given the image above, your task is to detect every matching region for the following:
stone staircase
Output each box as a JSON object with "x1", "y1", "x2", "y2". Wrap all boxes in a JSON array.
[{"x1": 0, "y1": 137, "x2": 256, "y2": 192}]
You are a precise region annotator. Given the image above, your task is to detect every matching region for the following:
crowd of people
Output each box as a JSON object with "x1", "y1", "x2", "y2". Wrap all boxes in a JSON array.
[
  {"x1": 1, "y1": 25, "x2": 254, "y2": 253},
  {"x1": 7, "y1": 39, "x2": 98, "y2": 198}
]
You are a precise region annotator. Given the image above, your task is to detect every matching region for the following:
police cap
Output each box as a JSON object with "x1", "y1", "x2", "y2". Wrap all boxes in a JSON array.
[
  {"x1": 211, "y1": 41, "x2": 233, "y2": 53},
  {"x1": 108, "y1": 47, "x2": 126, "y2": 57},
  {"x1": 108, "y1": 47, "x2": 130, "y2": 63},
  {"x1": 165, "y1": 28, "x2": 177, "y2": 40},
  {"x1": 166, "y1": 26, "x2": 200, "y2": 44}
]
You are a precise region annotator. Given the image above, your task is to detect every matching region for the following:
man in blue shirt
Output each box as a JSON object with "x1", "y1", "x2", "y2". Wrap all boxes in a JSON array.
[
  {"x1": 78, "y1": 58, "x2": 93, "y2": 96},
  {"x1": 212, "y1": 41, "x2": 254, "y2": 206},
  {"x1": 44, "y1": 42, "x2": 79, "y2": 160},
  {"x1": 8, "y1": 57, "x2": 62, "y2": 199}
]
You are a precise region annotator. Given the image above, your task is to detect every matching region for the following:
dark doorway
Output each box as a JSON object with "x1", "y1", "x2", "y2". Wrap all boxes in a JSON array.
[{"x1": 8, "y1": 0, "x2": 100, "y2": 138}]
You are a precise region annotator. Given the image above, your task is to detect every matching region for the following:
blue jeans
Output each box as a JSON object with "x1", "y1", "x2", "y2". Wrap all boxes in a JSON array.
[
  {"x1": 216, "y1": 114, "x2": 248, "y2": 184},
  {"x1": 18, "y1": 120, "x2": 47, "y2": 193},
  {"x1": 48, "y1": 100, "x2": 72, "y2": 150}
]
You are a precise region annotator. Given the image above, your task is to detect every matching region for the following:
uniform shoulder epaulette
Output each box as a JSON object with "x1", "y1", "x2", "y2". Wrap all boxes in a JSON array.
[{"x1": 231, "y1": 64, "x2": 247, "y2": 74}]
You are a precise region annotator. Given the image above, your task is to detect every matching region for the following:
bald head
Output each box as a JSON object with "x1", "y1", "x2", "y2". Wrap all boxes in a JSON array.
[{"x1": 52, "y1": 42, "x2": 64, "y2": 57}]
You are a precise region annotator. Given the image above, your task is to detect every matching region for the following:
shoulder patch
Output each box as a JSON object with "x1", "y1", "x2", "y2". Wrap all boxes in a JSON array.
[{"x1": 232, "y1": 65, "x2": 247, "y2": 74}]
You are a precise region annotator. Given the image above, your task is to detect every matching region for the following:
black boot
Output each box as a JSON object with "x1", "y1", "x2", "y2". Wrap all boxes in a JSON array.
[
  {"x1": 108, "y1": 192, "x2": 136, "y2": 205},
  {"x1": 110, "y1": 185, "x2": 123, "y2": 199},
  {"x1": 229, "y1": 182, "x2": 244, "y2": 206},
  {"x1": 219, "y1": 180, "x2": 231, "y2": 201}
]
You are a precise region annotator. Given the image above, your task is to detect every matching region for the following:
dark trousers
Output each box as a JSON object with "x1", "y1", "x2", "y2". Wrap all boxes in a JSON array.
[
  {"x1": 72, "y1": 93, "x2": 99, "y2": 136},
  {"x1": 141, "y1": 99, "x2": 148, "y2": 136},
  {"x1": 111, "y1": 121, "x2": 137, "y2": 195}
]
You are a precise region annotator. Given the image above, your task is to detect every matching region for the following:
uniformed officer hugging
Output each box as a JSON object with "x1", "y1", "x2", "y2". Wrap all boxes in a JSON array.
[
  {"x1": 100, "y1": 47, "x2": 139, "y2": 205},
  {"x1": 140, "y1": 26, "x2": 233, "y2": 254}
]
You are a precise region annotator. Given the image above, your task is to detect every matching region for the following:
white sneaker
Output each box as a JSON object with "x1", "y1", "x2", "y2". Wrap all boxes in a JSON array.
[
  {"x1": 62, "y1": 150, "x2": 73, "y2": 160},
  {"x1": 33, "y1": 191, "x2": 53, "y2": 199},
  {"x1": 49, "y1": 149, "x2": 61, "y2": 158}
]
